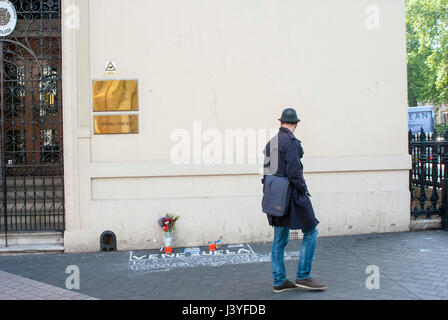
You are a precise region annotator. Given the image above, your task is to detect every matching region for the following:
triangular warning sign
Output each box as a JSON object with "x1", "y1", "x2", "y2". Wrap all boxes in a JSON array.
[{"x1": 106, "y1": 61, "x2": 116, "y2": 72}]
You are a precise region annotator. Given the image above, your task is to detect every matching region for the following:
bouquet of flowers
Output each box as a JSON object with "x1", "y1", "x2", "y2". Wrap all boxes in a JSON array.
[
  {"x1": 158, "y1": 214, "x2": 179, "y2": 253},
  {"x1": 158, "y1": 214, "x2": 179, "y2": 233}
]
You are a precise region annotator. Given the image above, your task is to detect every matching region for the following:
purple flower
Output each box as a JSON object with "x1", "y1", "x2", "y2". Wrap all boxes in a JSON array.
[{"x1": 158, "y1": 217, "x2": 164, "y2": 228}]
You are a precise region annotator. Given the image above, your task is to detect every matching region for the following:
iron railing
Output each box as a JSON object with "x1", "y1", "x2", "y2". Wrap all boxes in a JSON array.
[
  {"x1": 409, "y1": 128, "x2": 448, "y2": 228},
  {"x1": 1, "y1": 0, "x2": 64, "y2": 246}
]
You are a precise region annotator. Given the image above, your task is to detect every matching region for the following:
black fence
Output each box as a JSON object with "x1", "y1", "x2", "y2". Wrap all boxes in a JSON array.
[{"x1": 409, "y1": 128, "x2": 448, "y2": 230}]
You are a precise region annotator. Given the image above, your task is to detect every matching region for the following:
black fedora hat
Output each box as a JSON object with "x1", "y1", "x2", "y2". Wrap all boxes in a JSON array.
[{"x1": 279, "y1": 108, "x2": 301, "y2": 123}]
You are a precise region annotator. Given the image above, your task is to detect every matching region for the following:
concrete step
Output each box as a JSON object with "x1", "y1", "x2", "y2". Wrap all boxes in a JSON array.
[
  {"x1": 0, "y1": 201, "x2": 64, "y2": 208},
  {"x1": 0, "y1": 186, "x2": 63, "y2": 193},
  {"x1": 0, "y1": 200, "x2": 64, "y2": 208},
  {"x1": 0, "y1": 187, "x2": 64, "y2": 195},
  {"x1": 0, "y1": 219, "x2": 64, "y2": 232},
  {"x1": 0, "y1": 210, "x2": 64, "y2": 218},
  {"x1": 0, "y1": 181, "x2": 64, "y2": 187},
  {"x1": 0, "y1": 190, "x2": 64, "y2": 203},
  {"x1": 410, "y1": 217, "x2": 442, "y2": 231},
  {"x1": 1, "y1": 176, "x2": 64, "y2": 189},
  {"x1": 0, "y1": 243, "x2": 64, "y2": 255},
  {"x1": 0, "y1": 231, "x2": 64, "y2": 245}
]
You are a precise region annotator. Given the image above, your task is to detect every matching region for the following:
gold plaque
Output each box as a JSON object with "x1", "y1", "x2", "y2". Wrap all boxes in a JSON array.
[
  {"x1": 93, "y1": 80, "x2": 138, "y2": 111},
  {"x1": 94, "y1": 115, "x2": 139, "y2": 134}
]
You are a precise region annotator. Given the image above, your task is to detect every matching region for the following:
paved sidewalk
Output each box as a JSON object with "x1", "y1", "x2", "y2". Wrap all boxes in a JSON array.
[
  {"x1": 0, "y1": 230, "x2": 447, "y2": 300},
  {"x1": 0, "y1": 270, "x2": 97, "y2": 300}
]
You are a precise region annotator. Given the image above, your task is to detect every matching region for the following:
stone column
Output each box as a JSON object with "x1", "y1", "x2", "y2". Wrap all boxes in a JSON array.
[{"x1": 62, "y1": 0, "x2": 92, "y2": 251}]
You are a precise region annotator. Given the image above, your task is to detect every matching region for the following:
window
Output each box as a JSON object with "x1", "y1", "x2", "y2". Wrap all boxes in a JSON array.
[
  {"x1": 40, "y1": 129, "x2": 60, "y2": 163},
  {"x1": 40, "y1": 65, "x2": 58, "y2": 117}
]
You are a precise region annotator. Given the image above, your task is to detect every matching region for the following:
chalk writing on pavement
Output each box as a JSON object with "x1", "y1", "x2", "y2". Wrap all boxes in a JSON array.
[{"x1": 128, "y1": 244, "x2": 301, "y2": 273}]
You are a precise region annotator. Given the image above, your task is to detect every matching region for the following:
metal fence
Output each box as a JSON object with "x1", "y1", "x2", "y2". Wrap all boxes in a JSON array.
[
  {"x1": 0, "y1": 1, "x2": 65, "y2": 247},
  {"x1": 409, "y1": 128, "x2": 448, "y2": 230}
]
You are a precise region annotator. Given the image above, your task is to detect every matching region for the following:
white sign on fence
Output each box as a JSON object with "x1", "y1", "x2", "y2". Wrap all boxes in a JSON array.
[{"x1": 408, "y1": 106, "x2": 434, "y2": 134}]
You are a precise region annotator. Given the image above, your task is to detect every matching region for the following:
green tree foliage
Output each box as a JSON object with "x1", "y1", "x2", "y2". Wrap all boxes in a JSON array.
[
  {"x1": 407, "y1": 0, "x2": 448, "y2": 106},
  {"x1": 435, "y1": 123, "x2": 448, "y2": 135}
]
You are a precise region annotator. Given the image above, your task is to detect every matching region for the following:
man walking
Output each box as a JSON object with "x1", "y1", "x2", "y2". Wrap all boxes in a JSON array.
[{"x1": 263, "y1": 108, "x2": 326, "y2": 293}]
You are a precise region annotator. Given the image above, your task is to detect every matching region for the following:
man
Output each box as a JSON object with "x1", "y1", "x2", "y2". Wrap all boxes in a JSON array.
[{"x1": 263, "y1": 108, "x2": 326, "y2": 293}]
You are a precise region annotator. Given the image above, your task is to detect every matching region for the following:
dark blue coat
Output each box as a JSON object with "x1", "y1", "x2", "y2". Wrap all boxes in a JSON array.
[{"x1": 263, "y1": 127, "x2": 319, "y2": 230}]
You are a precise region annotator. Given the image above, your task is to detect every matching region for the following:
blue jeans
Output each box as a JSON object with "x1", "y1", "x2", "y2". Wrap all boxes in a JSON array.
[{"x1": 271, "y1": 226, "x2": 319, "y2": 286}]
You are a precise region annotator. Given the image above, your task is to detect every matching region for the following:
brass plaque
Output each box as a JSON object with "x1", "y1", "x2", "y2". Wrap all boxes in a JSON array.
[
  {"x1": 94, "y1": 115, "x2": 139, "y2": 134},
  {"x1": 93, "y1": 80, "x2": 138, "y2": 111}
]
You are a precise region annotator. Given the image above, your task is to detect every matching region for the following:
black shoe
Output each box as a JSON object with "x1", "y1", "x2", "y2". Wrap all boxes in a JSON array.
[{"x1": 273, "y1": 280, "x2": 298, "y2": 293}]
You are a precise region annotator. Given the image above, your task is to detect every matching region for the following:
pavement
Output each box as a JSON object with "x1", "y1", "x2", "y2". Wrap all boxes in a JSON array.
[
  {"x1": 0, "y1": 230, "x2": 447, "y2": 300},
  {"x1": 0, "y1": 270, "x2": 97, "y2": 300}
]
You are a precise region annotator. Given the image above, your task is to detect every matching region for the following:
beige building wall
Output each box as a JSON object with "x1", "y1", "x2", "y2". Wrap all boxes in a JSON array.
[
  {"x1": 433, "y1": 104, "x2": 448, "y2": 126},
  {"x1": 62, "y1": 0, "x2": 411, "y2": 253}
]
